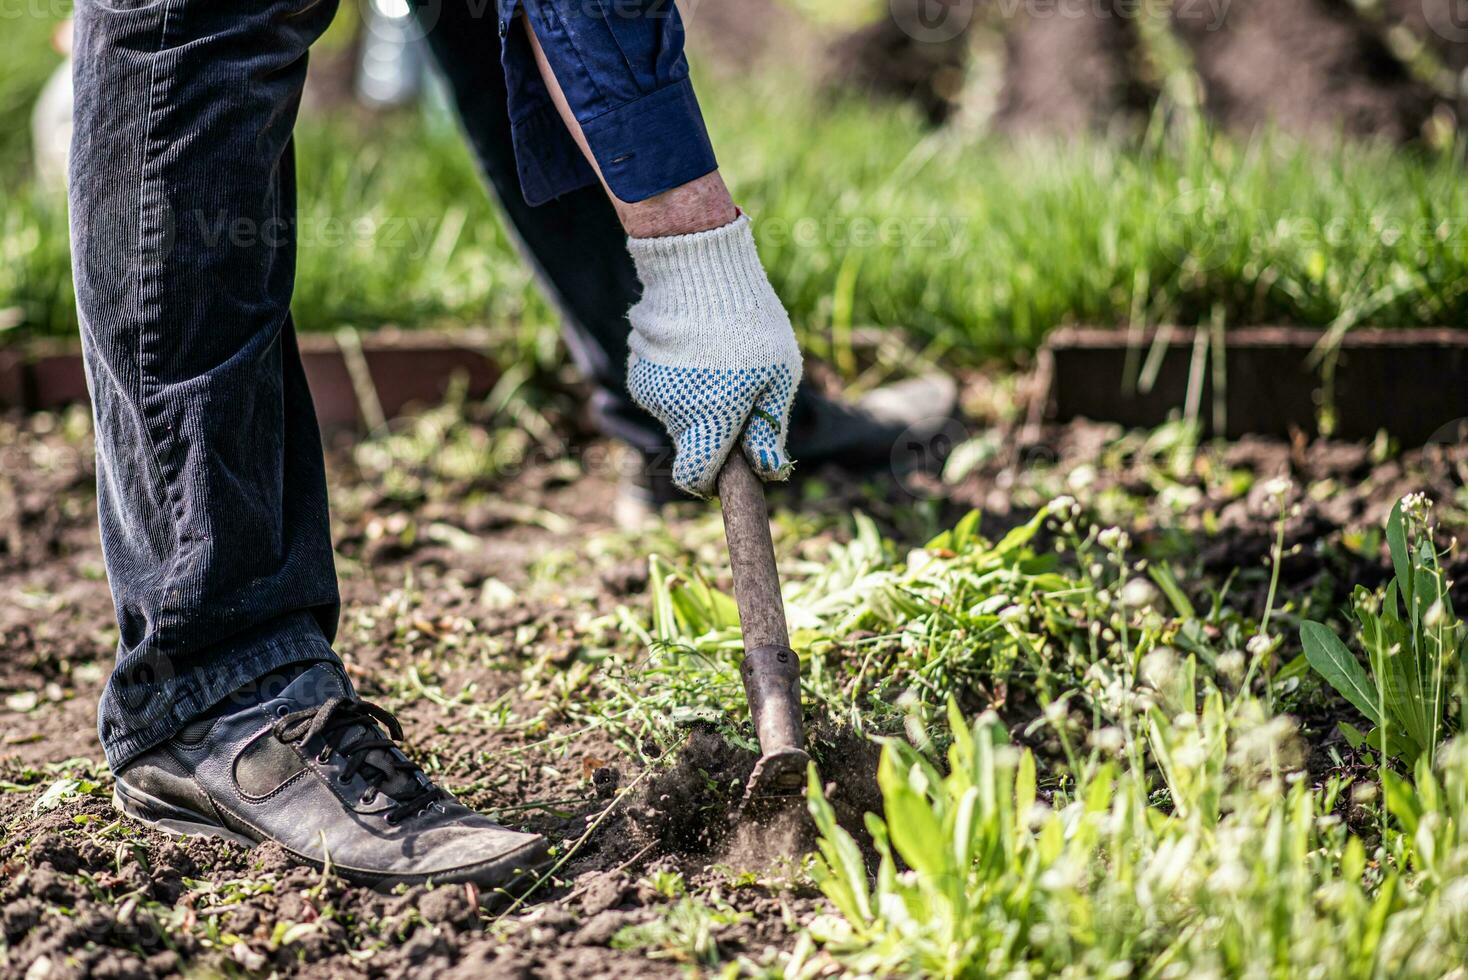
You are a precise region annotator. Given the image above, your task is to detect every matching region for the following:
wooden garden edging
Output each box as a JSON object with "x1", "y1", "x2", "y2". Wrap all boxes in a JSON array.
[
  {"x1": 0, "y1": 328, "x2": 502, "y2": 430},
  {"x1": 7, "y1": 325, "x2": 1467, "y2": 444},
  {"x1": 1036, "y1": 327, "x2": 1468, "y2": 445}
]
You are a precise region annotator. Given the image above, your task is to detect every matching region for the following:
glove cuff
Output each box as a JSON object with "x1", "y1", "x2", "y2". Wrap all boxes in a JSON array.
[{"x1": 626, "y1": 214, "x2": 786, "y2": 336}]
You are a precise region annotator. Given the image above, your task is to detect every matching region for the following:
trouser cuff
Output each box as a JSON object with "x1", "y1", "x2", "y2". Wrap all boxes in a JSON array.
[{"x1": 99, "y1": 611, "x2": 339, "y2": 771}]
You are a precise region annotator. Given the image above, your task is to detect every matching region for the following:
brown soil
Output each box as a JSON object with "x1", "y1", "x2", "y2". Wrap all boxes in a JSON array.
[
  {"x1": 990, "y1": 0, "x2": 1152, "y2": 135},
  {"x1": 823, "y1": 0, "x2": 1152, "y2": 131},
  {"x1": 0, "y1": 402, "x2": 869, "y2": 979},
  {"x1": 819, "y1": 0, "x2": 1448, "y2": 142},
  {"x1": 2, "y1": 378, "x2": 1465, "y2": 977},
  {"x1": 1175, "y1": 0, "x2": 1437, "y2": 142},
  {"x1": 682, "y1": 0, "x2": 825, "y2": 77},
  {"x1": 827, "y1": 0, "x2": 976, "y2": 124}
]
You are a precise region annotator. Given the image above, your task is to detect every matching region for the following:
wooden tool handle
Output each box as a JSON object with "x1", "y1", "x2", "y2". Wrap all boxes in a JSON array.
[
  {"x1": 719, "y1": 449, "x2": 806, "y2": 764},
  {"x1": 716, "y1": 450, "x2": 790, "y2": 650}
]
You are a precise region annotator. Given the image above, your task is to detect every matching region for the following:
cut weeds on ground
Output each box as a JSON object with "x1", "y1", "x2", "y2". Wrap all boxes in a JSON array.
[{"x1": 2, "y1": 403, "x2": 1467, "y2": 977}]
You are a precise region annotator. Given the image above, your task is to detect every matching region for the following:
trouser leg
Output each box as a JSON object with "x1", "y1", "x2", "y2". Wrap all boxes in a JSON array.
[{"x1": 71, "y1": 0, "x2": 342, "y2": 769}]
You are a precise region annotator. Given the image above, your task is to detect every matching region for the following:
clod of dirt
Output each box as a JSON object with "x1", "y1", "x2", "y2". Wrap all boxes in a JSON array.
[
  {"x1": 573, "y1": 909, "x2": 640, "y2": 948},
  {"x1": 575, "y1": 871, "x2": 630, "y2": 917},
  {"x1": 418, "y1": 885, "x2": 479, "y2": 931},
  {"x1": 1, "y1": 897, "x2": 42, "y2": 943}
]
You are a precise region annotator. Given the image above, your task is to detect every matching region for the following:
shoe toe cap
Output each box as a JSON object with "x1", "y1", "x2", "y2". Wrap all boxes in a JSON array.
[{"x1": 386, "y1": 810, "x2": 550, "y2": 885}]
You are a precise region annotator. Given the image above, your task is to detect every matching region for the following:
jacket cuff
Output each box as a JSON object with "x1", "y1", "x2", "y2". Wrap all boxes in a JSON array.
[{"x1": 582, "y1": 77, "x2": 719, "y2": 204}]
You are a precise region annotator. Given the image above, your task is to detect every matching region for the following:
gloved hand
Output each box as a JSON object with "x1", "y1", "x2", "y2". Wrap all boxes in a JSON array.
[{"x1": 626, "y1": 214, "x2": 803, "y2": 497}]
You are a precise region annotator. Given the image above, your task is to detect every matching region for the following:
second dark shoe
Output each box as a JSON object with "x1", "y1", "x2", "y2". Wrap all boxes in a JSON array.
[{"x1": 113, "y1": 665, "x2": 549, "y2": 892}]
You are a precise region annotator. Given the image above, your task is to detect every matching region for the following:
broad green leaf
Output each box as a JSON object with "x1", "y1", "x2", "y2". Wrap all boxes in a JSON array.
[
  {"x1": 878, "y1": 751, "x2": 948, "y2": 880},
  {"x1": 1301, "y1": 621, "x2": 1382, "y2": 726},
  {"x1": 807, "y1": 765, "x2": 873, "y2": 924},
  {"x1": 1342, "y1": 836, "x2": 1366, "y2": 883},
  {"x1": 952, "y1": 509, "x2": 982, "y2": 554},
  {"x1": 951, "y1": 785, "x2": 979, "y2": 873},
  {"x1": 1386, "y1": 501, "x2": 1411, "y2": 610},
  {"x1": 992, "y1": 507, "x2": 1048, "y2": 558},
  {"x1": 1015, "y1": 749, "x2": 1037, "y2": 823}
]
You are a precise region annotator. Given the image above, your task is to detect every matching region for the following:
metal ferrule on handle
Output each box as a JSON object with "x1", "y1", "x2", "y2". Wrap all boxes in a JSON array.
[{"x1": 740, "y1": 644, "x2": 805, "y2": 756}]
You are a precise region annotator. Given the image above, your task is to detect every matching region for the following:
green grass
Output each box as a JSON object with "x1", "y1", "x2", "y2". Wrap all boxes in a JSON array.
[
  {"x1": 596, "y1": 487, "x2": 1466, "y2": 977},
  {"x1": 3, "y1": 30, "x2": 1467, "y2": 358}
]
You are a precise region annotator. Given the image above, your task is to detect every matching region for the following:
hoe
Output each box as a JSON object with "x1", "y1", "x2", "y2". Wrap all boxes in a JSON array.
[{"x1": 716, "y1": 450, "x2": 813, "y2": 811}]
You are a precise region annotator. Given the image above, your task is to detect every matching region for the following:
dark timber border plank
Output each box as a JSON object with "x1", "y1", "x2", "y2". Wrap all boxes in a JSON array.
[
  {"x1": 1037, "y1": 327, "x2": 1468, "y2": 444},
  {"x1": 0, "y1": 329, "x2": 503, "y2": 430}
]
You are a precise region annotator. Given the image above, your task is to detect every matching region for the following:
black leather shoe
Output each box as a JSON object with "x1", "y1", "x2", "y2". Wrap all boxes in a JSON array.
[
  {"x1": 113, "y1": 665, "x2": 549, "y2": 892},
  {"x1": 616, "y1": 372, "x2": 959, "y2": 521}
]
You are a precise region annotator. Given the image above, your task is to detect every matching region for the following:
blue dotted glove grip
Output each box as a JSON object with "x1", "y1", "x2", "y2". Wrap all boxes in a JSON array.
[{"x1": 628, "y1": 359, "x2": 797, "y2": 497}]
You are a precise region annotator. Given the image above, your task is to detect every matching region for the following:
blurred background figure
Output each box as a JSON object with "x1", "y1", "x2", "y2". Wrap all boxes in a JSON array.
[
  {"x1": 356, "y1": 0, "x2": 427, "y2": 109},
  {"x1": 31, "y1": 19, "x2": 73, "y2": 194}
]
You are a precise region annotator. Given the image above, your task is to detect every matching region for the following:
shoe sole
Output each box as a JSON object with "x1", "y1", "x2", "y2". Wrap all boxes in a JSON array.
[
  {"x1": 113, "y1": 781, "x2": 554, "y2": 894},
  {"x1": 113, "y1": 782, "x2": 259, "y2": 849}
]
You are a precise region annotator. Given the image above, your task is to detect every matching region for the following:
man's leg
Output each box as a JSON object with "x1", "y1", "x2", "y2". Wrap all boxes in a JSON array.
[
  {"x1": 75, "y1": 0, "x2": 552, "y2": 886},
  {"x1": 70, "y1": 0, "x2": 343, "y2": 770}
]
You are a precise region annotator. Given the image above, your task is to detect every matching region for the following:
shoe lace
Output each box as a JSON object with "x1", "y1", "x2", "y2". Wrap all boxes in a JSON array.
[{"x1": 272, "y1": 697, "x2": 443, "y2": 824}]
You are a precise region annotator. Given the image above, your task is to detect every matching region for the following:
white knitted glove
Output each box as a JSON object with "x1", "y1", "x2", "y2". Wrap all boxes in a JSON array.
[{"x1": 626, "y1": 214, "x2": 803, "y2": 498}]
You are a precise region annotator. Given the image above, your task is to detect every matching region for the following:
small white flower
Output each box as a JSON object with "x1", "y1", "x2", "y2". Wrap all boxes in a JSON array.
[
  {"x1": 1401, "y1": 492, "x2": 1432, "y2": 523},
  {"x1": 1141, "y1": 648, "x2": 1179, "y2": 690},
  {"x1": 1216, "y1": 650, "x2": 1245, "y2": 682},
  {"x1": 1088, "y1": 726, "x2": 1125, "y2": 754},
  {"x1": 1262, "y1": 476, "x2": 1292, "y2": 501},
  {"x1": 1121, "y1": 578, "x2": 1160, "y2": 609},
  {"x1": 999, "y1": 605, "x2": 1028, "y2": 624},
  {"x1": 1208, "y1": 861, "x2": 1249, "y2": 897}
]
